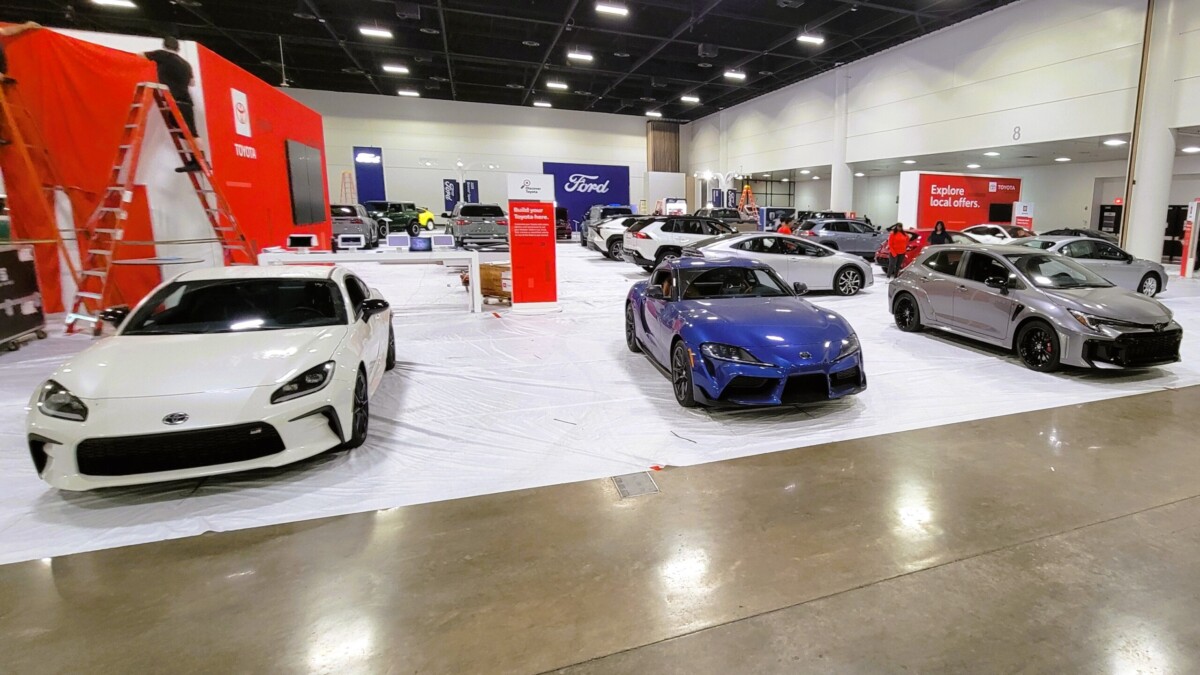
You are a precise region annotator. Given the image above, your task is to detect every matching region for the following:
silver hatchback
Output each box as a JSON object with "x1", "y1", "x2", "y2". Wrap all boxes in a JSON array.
[
  {"x1": 1011, "y1": 236, "x2": 1167, "y2": 296},
  {"x1": 889, "y1": 244, "x2": 1182, "y2": 372}
]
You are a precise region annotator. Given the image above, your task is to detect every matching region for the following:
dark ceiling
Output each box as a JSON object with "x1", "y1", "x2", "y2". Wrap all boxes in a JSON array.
[{"x1": 2, "y1": 0, "x2": 1018, "y2": 121}]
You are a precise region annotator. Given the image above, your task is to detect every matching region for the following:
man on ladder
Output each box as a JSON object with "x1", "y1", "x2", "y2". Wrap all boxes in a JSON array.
[{"x1": 143, "y1": 36, "x2": 202, "y2": 172}]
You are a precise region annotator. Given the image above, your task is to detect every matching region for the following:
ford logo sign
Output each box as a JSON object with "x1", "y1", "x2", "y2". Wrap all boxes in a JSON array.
[
  {"x1": 563, "y1": 173, "x2": 611, "y2": 194},
  {"x1": 162, "y1": 412, "x2": 189, "y2": 426}
]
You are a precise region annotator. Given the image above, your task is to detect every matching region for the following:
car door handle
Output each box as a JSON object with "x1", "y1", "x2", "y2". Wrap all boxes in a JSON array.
[{"x1": 957, "y1": 285, "x2": 969, "y2": 293}]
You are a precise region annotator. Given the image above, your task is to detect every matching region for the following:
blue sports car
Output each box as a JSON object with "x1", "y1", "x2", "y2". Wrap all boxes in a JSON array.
[{"x1": 625, "y1": 257, "x2": 867, "y2": 408}]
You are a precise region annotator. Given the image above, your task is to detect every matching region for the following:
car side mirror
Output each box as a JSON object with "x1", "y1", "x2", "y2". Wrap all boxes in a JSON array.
[
  {"x1": 645, "y1": 286, "x2": 665, "y2": 300},
  {"x1": 360, "y1": 298, "x2": 390, "y2": 321},
  {"x1": 793, "y1": 282, "x2": 809, "y2": 296},
  {"x1": 441, "y1": 212, "x2": 451, "y2": 218},
  {"x1": 98, "y1": 306, "x2": 130, "y2": 326},
  {"x1": 984, "y1": 277, "x2": 1010, "y2": 294},
  {"x1": 1125, "y1": 254, "x2": 1134, "y2": 264}
]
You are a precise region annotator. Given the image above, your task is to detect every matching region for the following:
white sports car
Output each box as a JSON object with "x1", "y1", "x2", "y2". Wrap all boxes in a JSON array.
[
  {"x1": 683, "y1": 232, "x2": 874, "y2": 296},
  {"x1": 26, "y1": 265, "x2": 394, "y2": 490}
]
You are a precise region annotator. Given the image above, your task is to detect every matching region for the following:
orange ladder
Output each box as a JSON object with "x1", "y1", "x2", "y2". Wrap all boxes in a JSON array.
[
  {"x1": 66, "y1": 82, "x2": 257, "y2": 334},
  {"x1": 737, "y1": 183, "x2": 760, "y2": 224}
]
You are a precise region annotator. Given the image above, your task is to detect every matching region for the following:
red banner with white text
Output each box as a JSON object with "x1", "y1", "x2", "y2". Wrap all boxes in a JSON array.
[
  {"x1": 916, "y1": 174, "x2": 1022, "y2": 230},
  {"x1": 506, "y1": 200, "x2": 557, "y2": 303}
]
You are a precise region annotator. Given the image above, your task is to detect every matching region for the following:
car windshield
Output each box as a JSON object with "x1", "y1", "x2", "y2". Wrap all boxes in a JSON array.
[
  {"x1": 1004, "y1": 253, "x2": 1114, "y2": 289},
  {"x1": 678, "y1": 266, "x2": 791, "y2": 299},
  {"x1": 460, "y1": 205, "x2": 504, "y2": 217},
  {"x1": 797, "y1": 221, "x2": 819, "y2": 231},
  {"x1": 123, "y1": 278, "x2": 348, "y2": 335},
  {"x1": 1012, "y1": 239, "x2": 1056, "y2": 249}
]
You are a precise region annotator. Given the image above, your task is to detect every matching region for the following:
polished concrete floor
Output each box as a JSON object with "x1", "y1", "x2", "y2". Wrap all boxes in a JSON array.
[{"x1": 3, "y1": 387, "x2": 1200, "y2": 674}]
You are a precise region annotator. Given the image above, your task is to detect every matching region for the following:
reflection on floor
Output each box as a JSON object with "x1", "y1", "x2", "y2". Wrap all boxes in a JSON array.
[
  {"x1": 1, "y1": 244, "x2": 1199, "y2": 564},
  {"x1": 3, "y1": 388, "x2": 1199, "y2": 673}
]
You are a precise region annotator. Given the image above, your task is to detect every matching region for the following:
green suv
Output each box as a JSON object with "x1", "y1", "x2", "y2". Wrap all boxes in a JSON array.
[{"x1": 364, "y1": 201, "x2": 437, "y2": 238}]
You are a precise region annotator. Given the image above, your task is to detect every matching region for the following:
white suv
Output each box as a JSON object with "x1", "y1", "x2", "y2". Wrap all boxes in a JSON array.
[
  {"x1": 622, "y1": 216, "x2": 733, "y2": 270},
  {"x1": 591, "y1": 216, "x2": 648, "y2": 259}
]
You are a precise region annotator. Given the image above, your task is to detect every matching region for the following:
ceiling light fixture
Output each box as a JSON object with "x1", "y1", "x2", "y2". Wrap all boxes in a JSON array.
[
  {"x1": 796, "y1": 34, "x2": 825, "y2": 45},
  {"x1": 359, "y1": 26, "x2": 394, "y2": 39},
  {"x1": 1183, "y1": 146, "x2": 1200, "y2": 154},
  {"x1": 522, "y1": 40, "x2": 541, "y2": 47},
  {"x1": 646, "y1": 110, "x2": 663, "y2": 118},
  {"x1": 567, "y1": 50, "x2": 594, "y2": 62},
  {"x1": 1055, "y1": 157, "x2": 1072, "y2": 162},
  {"x1": 533, "y1": 101, "x2": 552, "y2": 108},
  {"x1": 984, "y1": 151, "x2": 1000, "y2": 157},
  {"x1": 854, "y1": 172, "x2": 865, "y2": 177},
  {"x1": 614, "y1": 51, "x2": 631, "y2": 58},
  {"x1": 1103, "y1": 139, "x2": 1128, "y2": 147},
  {"x1": 92, "y1": 0, "x2": 138, "y2": 7},
  {"x1": 781, "y1": 178, "x2": 789, "y2": 182},
  {"x1": 382, "y1": 64, "x2": 409, "y2": 74},
  {"x1": 547, "y1": 81, "x2": 568, "y2": 90},
  {"x1": 698, "y1": 62, "x2": 712, "y2": 68},
  {"x1": 812, "y1": 176, "x2": 821, "y2": 180},
  {"x1": 967, "y1": 164, "x2": 981, "y2": 169},
  {"x1": 506, "y1": 83, "x2": 524, "y2": 89},
  {"x1": 762, "y1": 174, "x2": 771, "y2": 178},
  {"x1": 724, "y1": 70, "x2": 746, "y2": 81},
  {"x1": 595, "y1": 1, "x2": 629, "y2": 16},
  {"x1": 800, "y1": 169, "x2": 811, "y2": 175},
  {"x1": 397, "y1": 89, "x2": 420, "y2": 97},
  {"x1": 681, "y1": 94, "x2": 700, "y2": 103},
  {"x1": 902, "y1": 160, "x2": 916, "y2": 165}
]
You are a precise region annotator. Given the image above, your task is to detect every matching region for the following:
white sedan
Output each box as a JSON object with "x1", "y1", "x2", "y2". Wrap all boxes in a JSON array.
[
  {"x1": 26, "y1": 266, "x2": 394, "y2": 490},
  {"x1": 961, "y1": 223, "x2": 1035, "y2": 245},
  {"x1": 683, "y1": 232, "x2": 874, "y2": 295}
]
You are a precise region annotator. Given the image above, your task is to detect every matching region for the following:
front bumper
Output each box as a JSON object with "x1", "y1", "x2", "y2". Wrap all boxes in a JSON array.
[
  {"x1": 1057, "y1": 322, "x2": 1183, "y2": 369},
  {"x1": 26, "y1": 379, "x2": 354, "y2": 491},
  {"x1": 690, "y1": 349, "x2": 867, "y2": 407}
]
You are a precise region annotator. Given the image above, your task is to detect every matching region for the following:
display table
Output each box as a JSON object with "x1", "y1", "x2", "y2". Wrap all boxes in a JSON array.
[{"x1": 258, "y1": 250, "x2": 484, "y2": 313}]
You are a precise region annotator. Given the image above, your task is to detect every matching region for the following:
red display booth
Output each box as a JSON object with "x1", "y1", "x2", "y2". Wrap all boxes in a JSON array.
[
  {"x1": 897, "y1": 171, "x2": 1023, "y2": 231},
  {"x1": 0, "y1": 25, "x2": 330, "y2": 312}
]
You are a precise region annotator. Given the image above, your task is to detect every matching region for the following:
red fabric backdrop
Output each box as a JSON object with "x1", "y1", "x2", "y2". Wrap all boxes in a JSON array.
[{"x1": 0, "y1": 25, "x2": 159, "y2": 312}]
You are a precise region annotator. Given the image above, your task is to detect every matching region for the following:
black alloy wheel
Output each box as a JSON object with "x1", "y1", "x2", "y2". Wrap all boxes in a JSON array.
[
  {"x1": 625, "y1": 303, "x2": 642, "y2": 353},
  {"x1": 834, "y1": 267, "x2": 865, "y2": 296},
  {"x1": 1017, "y1": 320, "x2": 1061, "y2": 372},
  {"x1": 385, "y1": 327, "x2": 396, "y2": 371},
  {"x1": 344, "y1": 370, "x2": 370, "y2": 449},
  {"x1": 671, "y1": 341, "x2": 698, "y2": 408},
  {"x1": 894, "y1": 295, "x2": 922, "y2": 332}
]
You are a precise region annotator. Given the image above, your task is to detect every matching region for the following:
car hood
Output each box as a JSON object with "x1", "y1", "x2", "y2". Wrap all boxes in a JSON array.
[
  {"x1": 679, "y1": 297, "x2": 850, "y2": 346},
  {"x1": 1042, "y1": 286, "x2": 1172, "y2": 323},
  {"x1": 52, "y1": 326, "x2": 348, "y2": 399}
]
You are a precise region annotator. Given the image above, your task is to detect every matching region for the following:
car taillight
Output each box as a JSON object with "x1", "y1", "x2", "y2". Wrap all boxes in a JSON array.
[
  {"x1": 631, "y1": 231, "x2": 650, "y2": 239},
  {"x1": 800, "y1": 230, "x2": 815, "y2": 236},
  {"x1": 352, "y1": 218, "x2": 364, "y2": 224},
  {"x1": 456, "y1": 218, "x2": 470, "y2": 226},
  {"x1": 496, "y1": 218, "x2": 508, "y2": 226}
]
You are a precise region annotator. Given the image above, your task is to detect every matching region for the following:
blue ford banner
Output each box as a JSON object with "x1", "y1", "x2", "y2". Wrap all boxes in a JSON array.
[
  {"x1": 710, "y1": 188, "x2": 723, "y2": 207},
  {"x1": 726, "y1": 189, "x2": 738, "y2": 210},
  {"x1": 442, "y1": 179, "x2": 461, "y2": 213},
  {"x1": 352, "y1": 146, "x2": 385, "y2": 203},
  {"x1": 542, "y1": 162, "x2": 631, "y2": 227},
  {"x1": 464, "y1": 179, "x2": 479, "y2": 203}
]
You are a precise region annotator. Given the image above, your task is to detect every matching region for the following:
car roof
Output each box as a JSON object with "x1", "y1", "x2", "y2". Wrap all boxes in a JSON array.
[
  {"x1": 176, "y1": 265, "x2": 337, "y2": 282},
  {"x1": 1025, "y1": 235, "x2": 1073, "y2": 242},
  {"x1": 934, "y1": 243, "x2": 1047, "y2": 255},
  {"x1": 662, "y1": 256, "x2": 765, "y2": 271}
]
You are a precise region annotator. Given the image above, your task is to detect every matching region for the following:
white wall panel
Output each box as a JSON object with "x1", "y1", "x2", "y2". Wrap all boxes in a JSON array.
[{"x1": 852, "y1": 175, "x2": 901, "y2": 225}]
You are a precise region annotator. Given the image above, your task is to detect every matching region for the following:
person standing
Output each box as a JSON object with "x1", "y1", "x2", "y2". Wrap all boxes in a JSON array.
[
  {"x1": 886, "y1": 224, "x2": 911, "y2": 279},
  {"x1": 144, "y1": 36, "x2": 202, "y2": 172},
  {"x1": 777, "y1": 215, "x2": 794, "y2": 236},
  {"x1": 928, "y1": 220, "x2": 952, "y2": 245}
]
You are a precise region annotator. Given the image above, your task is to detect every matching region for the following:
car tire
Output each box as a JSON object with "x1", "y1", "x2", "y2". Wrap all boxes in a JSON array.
[
  {"x1": 608, "y1": 238, "x2": 624, "y2": 260},
  {"x1": 893, "y1": 294, "x2": 922, "y2": 332},
  {"x1": 655, "y1": 248, "x2": 681, "y2": 267},
  {"x1": 1016, "y1": 320, "x2": 1061, "y2": 373},
  {"x1": 670, "y1": 341, "x2": 698, "y2": 408},
  {"x1": 1138, "y1": 273, "x2": 1161, "y2": 297},
  {"x1": 834, "y1": 266, "x2": 865, "y2": 296},
  {"x1": 385, "y1": 326, "x2": 396, "y2": 371},
  {"x1": 378, "y1": 223, "x2": 389, "y2": 239},
  {"x1": 407, "y1": 220, "x2": 421, "y2": 237},
  {"x1": 625, "y1": 303, "x2": 642, "y2": 353},
  {"x1": 342, "y1": 368, "x2": 370, "y2": 449}
]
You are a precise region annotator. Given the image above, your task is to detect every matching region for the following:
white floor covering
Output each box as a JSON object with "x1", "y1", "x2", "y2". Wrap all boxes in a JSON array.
[{"x1": 3, "y1": 245, "x2": 1200, "y2": 565}]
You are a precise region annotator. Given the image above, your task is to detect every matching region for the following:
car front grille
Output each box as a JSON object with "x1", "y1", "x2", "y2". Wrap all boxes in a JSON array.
[
  {"x1": 1086, "y1": 330, "x2": 1182, "y2": 368},
  {"x1": 780, "y1": 373, "x2": 830, "y2": 405},
  {"x1": 76, "y1": 423, "x2": 285, "y2": 477}
]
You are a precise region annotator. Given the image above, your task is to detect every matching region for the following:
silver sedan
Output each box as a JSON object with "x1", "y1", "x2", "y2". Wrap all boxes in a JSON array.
[
  {"x1": 682, "y1": 232, "x2": 874, "y2": 295},
  {"x1": 888, "y1": 244, "x2": 1182, "y2": 372},
  {"x1": 1012, "y1": 236, "x2": 1167, "y2": 296}
]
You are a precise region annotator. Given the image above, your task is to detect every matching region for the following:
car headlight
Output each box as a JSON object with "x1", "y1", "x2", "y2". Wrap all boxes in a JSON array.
[
  {"x1": 835, "y1": 334, "x2": 860, "y2": 361},
  {"x1": 700, "y1": 343, "x2": 770, "y2": 366},
  {"x1": 37, "y1": 380, "x2": 88, "y2": 421},
  {"x1": 1068, "y1": 310, "x2": 1141, "y2": 331},
  {"x1": 271, "y1": 362, "x2": 336, "y2": 404}
]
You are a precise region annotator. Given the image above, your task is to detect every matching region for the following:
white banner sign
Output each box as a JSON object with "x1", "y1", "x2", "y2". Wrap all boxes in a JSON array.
[{"x1": 506, "y1": 173, "x2": 556, "y2": 203}]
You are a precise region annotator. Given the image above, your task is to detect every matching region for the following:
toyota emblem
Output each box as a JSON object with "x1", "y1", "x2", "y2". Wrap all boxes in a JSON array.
[
  {"x1": 162, "y1": 412, "x2": 189, "y2": 426},
  {"x1": 1154, "y1": 323, "x2": 1166, "y2": 333},
  {"x1": 798, "y1": 351, "x2": 812, "y2": 360}
]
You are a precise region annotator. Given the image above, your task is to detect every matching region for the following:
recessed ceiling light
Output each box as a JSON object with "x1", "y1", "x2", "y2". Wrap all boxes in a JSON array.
[
  {"x1": 681, "y1": 95, "x2": 700, "y2": 103},
  {"x1": 382, "y1": 64, "x2": 409, "y2": 74},
  {"x1": 797, "y1": 34, "x2": 825, "y2": 45},
  {"x1": 574, "y1": 90, "x2": 591, "y2": 96},
  {"x1": 698, "y1": 62, "x2": 712, "y2": 68},
  {"x1": 762, "y1": 174, "x2": 770, "y2": 178},
  {"x1": 800, "y1": 169, "x2": 811, "y2": 175},
  {"x1": 359, "y1": 26, "x2": 394, "y2": 39},
  {"x1": 812, "y1": 176, "x2": 821, "y2": 180},
  {"x1": 523, "y1": 40, "x2": 541, "y2": 47},
  {"x1": 506, "y1": 83, "x2": 524, "y2": 89},
  {"x1": 984, "y1": 151, "x2": 1000, "y2": 157},
  {"x1": 595, "y1": 1, "x2": 629, "y2": 16},
  {"x1": 567, "y1": 50, "x2": 594, "y2": 62},
  {"x1": 1055, "y1": 157, "x2": 1072, "y2": 162},
  {"x1": 724, "y1": 70, "x2": 746, "y2": 80},
  {"x1": 967, "y1": 164, "x2": 981, "y2": 169},
  {"x1": 533, "y1": 101, "x2": 552, "y2": 108},
  {"x1": 397, "y1": 89, "x2": 420, "y2": 97},
  {"x1": 758, "y1": 70, "x2": 774, "y2": 76},
  {"x1": 646, "y1": 110, "x2": 662, "y2": 118},
  {"x1": 93, "y1": 0, "x2": 137, "y2": 7},
  {"x1": 547, "y1": 81, "x2": 568, "y2": 90},
  {"x1": 639, "y1": 96, "x2": 656, "y2": 103},
  {"x1": 854, "y1": 172, "x2": 865, "y2": 177},
  {"x1": 781, "y1": 178, "x2": 789, "y2": 182},
  {"x1": 430, "y1": 76, "x2": 449, "y2": 82},
  {"x1": 1183, "y1": 146, "x2": 1200, "y2": 153},
  {"x1": 614, "y1": 51, "x2": 631, "y2": 58},
  {"x1": 902, "y1": 160, "x2": 916, "y2": 164},
  {"x1": 420, "y1": 27, "x2": 440, "y2": 35},
  {"x1": 1103, "y1": 139, "x2": 1127, "y2": 147}
]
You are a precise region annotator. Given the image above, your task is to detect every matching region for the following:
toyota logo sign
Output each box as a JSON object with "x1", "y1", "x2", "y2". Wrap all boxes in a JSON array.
[{"x1": 162, "y1": 412, "x2": 190, "y2": 426}]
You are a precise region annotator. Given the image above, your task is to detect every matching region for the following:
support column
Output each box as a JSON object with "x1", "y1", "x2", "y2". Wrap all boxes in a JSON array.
[
  {"x1": 829, "y1": 67, "x2": 854, "y2": 213},
  {"x1": 1123, "y1": 0, "x2": 1181, "y2": 260}
]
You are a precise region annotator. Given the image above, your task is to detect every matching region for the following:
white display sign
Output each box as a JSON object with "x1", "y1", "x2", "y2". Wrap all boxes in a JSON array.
[
  {"x1": 506, "y1": 173, "x2": 556, "y2": 202},
  {"x1": 231, "y1": 88, "x2": 252, "y2": 138}
]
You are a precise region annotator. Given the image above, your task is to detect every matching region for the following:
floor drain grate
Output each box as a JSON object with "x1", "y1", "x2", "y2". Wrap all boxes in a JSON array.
[{"x1": 612, "y1": 472, "x2": 659, "y2": 499}]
